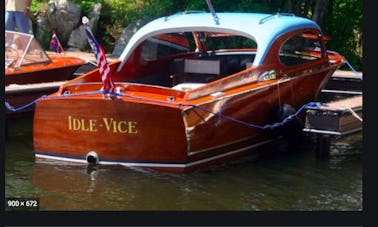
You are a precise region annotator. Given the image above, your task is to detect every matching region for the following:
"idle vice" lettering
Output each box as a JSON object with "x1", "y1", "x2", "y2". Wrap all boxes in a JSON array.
[{"x1": 68, "y1": 116, "x2": 138, "y2": 134}]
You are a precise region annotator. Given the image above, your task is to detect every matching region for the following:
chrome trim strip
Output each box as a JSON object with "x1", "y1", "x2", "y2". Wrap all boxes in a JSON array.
[
  {"x1": 303, "y1": 128, "x2": 341, "y2": 136},
  {"x1": 321, "y1": 89, "x2": 362, "y2": 95},
  {"x1": 303, "y1": 127, "x2": 362, "y2": 136},
  {"x1": 35, "y1": 138, "x2": 274, "y2": 170}
]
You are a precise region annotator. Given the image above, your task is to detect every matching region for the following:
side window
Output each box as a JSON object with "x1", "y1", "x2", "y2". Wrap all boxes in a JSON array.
[{"x1": 279, "y1": 32, "x2": 323, "y2": 66}]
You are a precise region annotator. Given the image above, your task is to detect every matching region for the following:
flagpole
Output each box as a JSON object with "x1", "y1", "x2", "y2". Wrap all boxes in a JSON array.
[
  {"x1": 53, "y1": 31, "x2": 65, "y2": 54},
  {"x1": 82, "y1": 16, "x2": 115, "y2": 94}
]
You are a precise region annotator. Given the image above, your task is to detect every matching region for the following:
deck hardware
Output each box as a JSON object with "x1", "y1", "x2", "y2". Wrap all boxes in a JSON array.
[
  {"x1": 206, "y1": 0, "x2": 219, "y2": 25},
  {"x1": 63, "y1": 90, "x2": 71, "y2": 95},
  {"x1": 167, "y1": 96, "x2": 175, "y2": 101}
]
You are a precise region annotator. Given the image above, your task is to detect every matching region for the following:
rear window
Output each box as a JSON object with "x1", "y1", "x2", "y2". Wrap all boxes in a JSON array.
[
  {"x1": 279, "y1": 31, "x2": 324, "y2": 66},
  {"x1": 141, "y1": 33, "x2": 190, "y2": 60},
  {"x1": 140, "y1": 32, "x2": 257, "y2": 60}
]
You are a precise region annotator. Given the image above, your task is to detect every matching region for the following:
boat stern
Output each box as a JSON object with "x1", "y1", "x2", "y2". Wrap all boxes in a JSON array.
[{"x1": 33, "y1": 95, "x2": 189, "y2": 172}]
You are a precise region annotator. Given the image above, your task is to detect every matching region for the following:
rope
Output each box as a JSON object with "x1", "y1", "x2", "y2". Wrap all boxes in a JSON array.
[
  {"x1": 344, "y1": 59, "x2": 362, "y2": 80},
  {"x1": 5, "y1": 90, "x2": 104, "y2": 112},
  {"x1": 109, "y1": 91, "x2": 325, "y2": 131},
  {"x1": 343, "y1": 104, "x2": 363, "y2": 122},
  {"x1": 181, "y1": 103, "x2": 267, "y2": 130},
  {"x1": 5, "y1": 89, "x2": 325, "y2": 131},
  {"x1": 262, "y1": 101, "x2": 325, "y2": 131},
  {"x1": 5, "y1": 96, "x2": 47, "y2": 112}
]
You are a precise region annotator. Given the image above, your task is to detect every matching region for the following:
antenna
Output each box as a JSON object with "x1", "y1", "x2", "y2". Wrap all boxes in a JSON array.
[{"x1": 206, "y1": 0, "x2": 219, "y2": 25}]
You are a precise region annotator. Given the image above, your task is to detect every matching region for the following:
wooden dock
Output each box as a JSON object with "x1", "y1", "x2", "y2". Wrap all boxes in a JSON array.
[
  {"x1": 303, "y1": 94, "x2": 363, "y2": 157},
  {"x1": 322, "y1": 70, "x2": 362, "y2": 95},
  {"x1": 303, "y1": 95, "x2": 362, "y2": 136}
]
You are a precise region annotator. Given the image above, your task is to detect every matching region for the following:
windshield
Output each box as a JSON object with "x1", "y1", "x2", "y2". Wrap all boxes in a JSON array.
[{"x1": 5, "y1": 30, "x2": 51, "y2": 68}]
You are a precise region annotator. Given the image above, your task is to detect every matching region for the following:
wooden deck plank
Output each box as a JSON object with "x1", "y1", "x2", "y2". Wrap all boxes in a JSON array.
[
  {"x1": 320, "y1": 95, "x2": 362, "y2": 110},
  {"x1": 304, "y1": 95, "x2": 362, "y2": 136},
  {"x1": 5, "y1": 81, "x2": 65, "y2": 93},
  {"x1": 332, "y1": 70, "x2": 362, "y2": 79}
]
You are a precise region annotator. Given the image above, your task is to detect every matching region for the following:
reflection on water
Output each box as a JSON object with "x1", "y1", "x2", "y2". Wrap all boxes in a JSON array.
[{"x1": 5, "y1": 116, "x2": 362, "y2": 210}]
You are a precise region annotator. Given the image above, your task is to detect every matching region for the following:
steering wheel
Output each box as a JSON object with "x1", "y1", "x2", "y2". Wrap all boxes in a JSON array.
[{"x1": 5, "y1": 45, "x2": 20, "y2": 69}]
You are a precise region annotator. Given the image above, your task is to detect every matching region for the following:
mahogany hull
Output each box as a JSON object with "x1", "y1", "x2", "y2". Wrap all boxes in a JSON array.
[
  {"x1": 5, "y1": 57, "x2": 86, "y2": 86},
  {"x1": 33, "y1": 67, "x2": 333, "y2": 172}
]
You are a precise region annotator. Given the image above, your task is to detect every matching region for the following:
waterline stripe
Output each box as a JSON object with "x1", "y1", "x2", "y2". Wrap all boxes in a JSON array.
[{"x1": 34, "y1": 138, "x2": 274, "y2": 170}]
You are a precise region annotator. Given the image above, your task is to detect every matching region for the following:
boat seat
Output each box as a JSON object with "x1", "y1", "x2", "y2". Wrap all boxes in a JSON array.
[
  {"x1": 171, "y1": 82, "x2": 205, "y2": 91},
  {"x1": 170, "y1": 59, "x2": 220, "y2": 86}
]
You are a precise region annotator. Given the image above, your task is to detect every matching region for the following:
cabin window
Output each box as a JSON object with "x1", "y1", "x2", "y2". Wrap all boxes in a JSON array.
[
  {"x1": 204, "y1": 35, "x2": 257, "y2": 51},
  {"x1": 134, "y1": 31, "x2": 258, "y2": 87},
  {"x1": 279, "y1": 31, "x2": 324, "y2": 66},
  {"x1": 141, "y1": 33, "x2": 190, "y2": 60},
  {"x1": 140, "y1": 32, "x2": 257, "y2": 61}
]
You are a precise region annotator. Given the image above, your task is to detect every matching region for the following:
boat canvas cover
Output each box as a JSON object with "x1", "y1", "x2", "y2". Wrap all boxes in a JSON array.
[{"x1": 118, "y1": 12, "x2": 320, "y2": 71}]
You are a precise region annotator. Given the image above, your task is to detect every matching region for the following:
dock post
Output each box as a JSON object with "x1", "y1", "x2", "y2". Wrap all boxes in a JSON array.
[
  {"x1": 5, "y1": 118, "x2": 9, "y2": 139},
  {"x1": 315, "y1": 135, "x2": 331, "y2": 158}
]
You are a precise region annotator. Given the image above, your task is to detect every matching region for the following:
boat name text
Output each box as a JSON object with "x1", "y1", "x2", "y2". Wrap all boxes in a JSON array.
[{"x1": 68, "y1": 115, "x2": 138, "y2": 134}]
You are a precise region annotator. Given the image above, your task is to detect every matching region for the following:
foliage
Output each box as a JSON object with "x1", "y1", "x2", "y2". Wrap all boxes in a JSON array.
[
  {"x1": 29, "y1": 1, "x2": 51, "y2": 48},
  {"x1": 323, "y1": 0, "x2": 362, "y2": 71},
  {"x1": 28, "y1": 0, "x2": 362, "y2": 70}
]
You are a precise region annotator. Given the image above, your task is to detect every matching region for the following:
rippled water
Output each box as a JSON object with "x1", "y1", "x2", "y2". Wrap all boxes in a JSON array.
[{"x1": 5, "y1": 115, "x2": 362, "y2": 211}]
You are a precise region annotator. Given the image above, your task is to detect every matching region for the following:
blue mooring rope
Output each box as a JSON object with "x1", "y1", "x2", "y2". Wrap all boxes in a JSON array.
[
  {"x1": 344, "y1": 59, "x2": 362, "y2": 80},
  {"x1": 6, "y1": 90, "x2": 326, "y2": 131},
  {"x1": 5, "y1": 95, "x2": 46, "y2": 112},
  {"x1": 5, "y1": 90, "x2": 104, "y2": 112}
]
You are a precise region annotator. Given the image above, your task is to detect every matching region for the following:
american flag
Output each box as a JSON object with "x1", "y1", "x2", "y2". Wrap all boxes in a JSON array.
[
  {"x1": 84, "y1": 23, "x2": 115, "y2": 93},
  {"x1": 50, "y1": 34, "x2": 63, "y2": 53}
]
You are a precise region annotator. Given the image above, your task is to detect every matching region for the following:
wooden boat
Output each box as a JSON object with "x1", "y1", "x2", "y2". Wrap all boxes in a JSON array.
[
  {"x1": 5, "y1": 30, "x2": 87, "y2": 115},
  {"x1": 33, "y1": 12, "x2": 345, "y2": 172}
]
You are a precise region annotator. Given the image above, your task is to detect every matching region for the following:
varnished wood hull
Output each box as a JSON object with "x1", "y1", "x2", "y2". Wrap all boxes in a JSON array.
[
  {"x1": 33, "y1": 68, "x2": 334, "y2": 172},
  {"x1": 5, "y1": 56, "x2": 86, "y2": 86}
]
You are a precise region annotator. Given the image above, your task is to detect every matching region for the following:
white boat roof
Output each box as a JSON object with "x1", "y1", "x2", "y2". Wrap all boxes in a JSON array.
[{"x1": 117, "y1": 12, "x2": 320, "y2": 71}]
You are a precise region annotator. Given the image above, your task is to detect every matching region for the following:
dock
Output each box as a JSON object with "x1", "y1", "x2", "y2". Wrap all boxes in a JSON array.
[
  {"x1": 303, "y1": 69, "x2": 363, "y2": 157},
  {"x1": 304, "y1": 95, "x2": 362, "y2": 136},
  {"x1": 322, "y1": 70, "x2": 362, "y2": 95}
]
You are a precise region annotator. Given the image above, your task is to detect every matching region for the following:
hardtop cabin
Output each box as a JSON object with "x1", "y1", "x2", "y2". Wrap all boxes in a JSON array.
[
  {"x1": 64, "y1": 12, "x2": 331, "y2": 100},
  {"x1": 117, "y1": 12, "x2": 321, "y2": 68}
]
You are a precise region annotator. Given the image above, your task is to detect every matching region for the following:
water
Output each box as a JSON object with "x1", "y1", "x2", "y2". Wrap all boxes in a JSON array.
[{"x1": 5, "y1": 115, "x2": 362, "y2": 211}]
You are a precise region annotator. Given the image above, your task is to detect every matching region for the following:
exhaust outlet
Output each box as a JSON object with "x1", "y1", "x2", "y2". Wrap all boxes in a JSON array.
[{"x1": 86, "y1": 151, "x2": 99, "y2": 164}]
